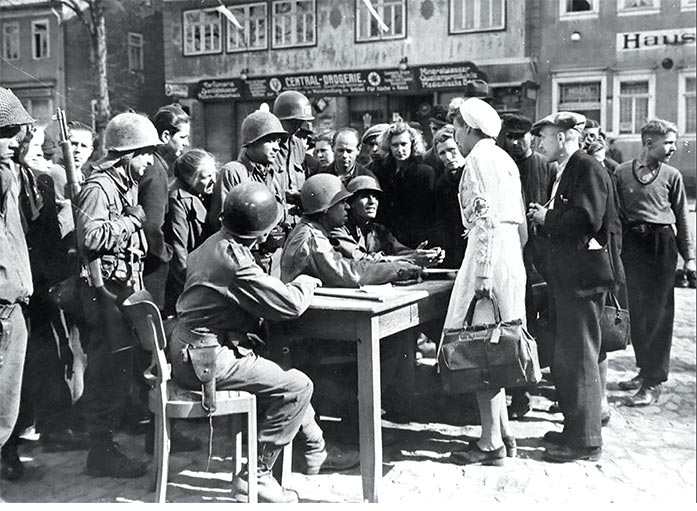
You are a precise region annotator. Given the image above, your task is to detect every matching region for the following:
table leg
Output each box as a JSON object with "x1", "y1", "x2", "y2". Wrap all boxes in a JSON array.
[{"x1": 356, "y1": 316, "x2": 381, "y2": 503}]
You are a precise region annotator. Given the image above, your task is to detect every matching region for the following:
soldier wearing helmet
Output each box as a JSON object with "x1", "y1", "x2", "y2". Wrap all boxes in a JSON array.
[
  {"x1": 208, "y1": 109, "x2": 289, "y2": 273},
  {"x1": 330, "y1": 175, "x2": 445, "y2": 268},
  {"x1": 272, "y1": 91, "x2": 320, "y2": 226},
  {"x1": 172, "y1": 182, "x2": 355, "y2": 502},
  {"x1": 281, "y1": 174, "x2": 423, "y2": 287},
  {"x1": 74, "y1": 111, "x2": 159, "y2": 479},
  {"x1": 0, "y1": 88, "x2": 34, "y2": 480}
]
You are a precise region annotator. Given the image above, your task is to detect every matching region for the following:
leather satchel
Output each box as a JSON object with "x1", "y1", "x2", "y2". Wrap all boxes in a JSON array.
[
  {"x1": 600, "y1": 292, "x2": 630, "y2": 353},
  {"x1": 437, "y1": 295, "x2": 542, "y2": 394}
]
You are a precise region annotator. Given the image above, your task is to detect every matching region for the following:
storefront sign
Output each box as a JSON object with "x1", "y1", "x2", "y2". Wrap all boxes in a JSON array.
[
  {"x1": 617, "y1": 28, "x2": 696, "y2": 51},
  {"x1": 165, "y1": 83, "x2": 189, "y2": 98},
  {"x1": 194, "y1": 62, "x2": 488, "y2": 101}
]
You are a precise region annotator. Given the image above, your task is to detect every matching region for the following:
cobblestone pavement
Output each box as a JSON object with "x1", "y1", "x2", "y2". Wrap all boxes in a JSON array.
[{"x1": 1, "y1": 288, "x2": 695, "y2": 506}]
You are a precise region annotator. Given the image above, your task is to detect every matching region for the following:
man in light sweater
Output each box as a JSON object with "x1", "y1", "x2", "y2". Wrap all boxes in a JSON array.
[{"x1": 615, "y1": 119, "x2": 695, "y2": 406}]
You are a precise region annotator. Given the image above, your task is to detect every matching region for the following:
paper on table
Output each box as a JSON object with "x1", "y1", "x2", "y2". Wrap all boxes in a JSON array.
[{"x1": 360, "y1": 284, "x2": 400, "y2": 296}]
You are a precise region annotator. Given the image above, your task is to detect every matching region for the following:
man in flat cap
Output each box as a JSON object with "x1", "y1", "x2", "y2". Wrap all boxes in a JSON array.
[
  {"x1": 357, "y1": 123, "x2": 389, "y2": 167},
  {"x1": 423, "y1": 105, "x2": 450, "y2": 176},
  {"x1": 528, "y1": 112, "x2": 624, "y2": 463},
  {"x1": 498, "y1": 113, "x2": 557, "y2": 420},
  {"x1": 0, "y1": 87, "x2": 34, "y2": 493}
]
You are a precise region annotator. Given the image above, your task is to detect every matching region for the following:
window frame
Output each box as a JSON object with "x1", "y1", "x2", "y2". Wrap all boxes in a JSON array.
[
  {"x1": 678, "y1": 69, "x2": 696, "y2": 137},
  {"x1": 612, "y1": 71, "x2": 655, "y2": 139},
  {"x1": 355, "y1": 0, "x2": 407, "y2": 43},
  {"x1": 127, "y1": 32, "x2": 144, "y2": 73},
  {"x1": 31, "y1": 18, "x2": 50, "y2": 60},
  {"x1": 182, "y1": 8, "x2": 223, "y2": 56},
  {"x1": 551, "y1": 72, "x2": 607, "y2": 130},
  {"x1": 448, "y1": 0, "x2": 506, "y2": 35},
  {"x1": 617, "y1": 0, "x2": 660, "y2": 16},
  {"x1": 271, "y1": 0, "x2": 317, "y2": 50},
  {"x1": 226, "y1": 1, "x2": 269, "y2": 53},
  {"x1": 559, "y1": 0, "x2": 599, "y2": 20},
  {"x1": 2, "y1": 21, "x2": 20, "y2": 61}
]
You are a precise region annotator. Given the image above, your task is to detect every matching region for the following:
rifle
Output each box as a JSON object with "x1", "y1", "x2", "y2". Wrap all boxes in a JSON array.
[{"x1": 56, "y1": 108, "x2": 104, "y2": 289}]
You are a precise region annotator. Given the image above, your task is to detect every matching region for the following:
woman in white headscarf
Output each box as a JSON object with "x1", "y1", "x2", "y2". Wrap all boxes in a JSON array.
[{"x1": 441, "y1": 98, "x2": 528, "y2": 466}]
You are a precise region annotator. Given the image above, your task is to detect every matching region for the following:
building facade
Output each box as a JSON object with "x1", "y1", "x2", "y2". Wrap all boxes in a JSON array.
[
  {"x1": 162, "y1": 0, "x2": 541, "y2": 162},
  {"x1": 536, "y1": 0, "x2": 696, "y2": 192},
  {"x1": 0, "y1": 0, "x2": 66, "y2": 126}
]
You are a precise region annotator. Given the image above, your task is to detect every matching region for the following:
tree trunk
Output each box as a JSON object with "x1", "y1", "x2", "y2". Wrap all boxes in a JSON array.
[{"x1": 93, "y1": 13, "x2": 110, "y2": 156}]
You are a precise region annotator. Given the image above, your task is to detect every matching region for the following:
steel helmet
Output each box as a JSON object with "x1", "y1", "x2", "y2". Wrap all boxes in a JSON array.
[
  {"x1": 0, "y1": 87, "x2": 34, "y2": 128},
  {"x1": 240, "y1": 111, "x2": 287, "y2": 147},
  {"x1": 222, "y1": 182, "x2": 283, "y2": 238},
  {"x1": 103, "y1": 112, "x2": 160, "y2": 153},
  {"x1": 300, "y1": 174, "x2": 352, "y2": 215},
  {"x1": 346, "y1": 175, "x2": 382, "y2": 196},
  {"x1": 273, "y1": 90, "x2": 314, "y2": 121}
]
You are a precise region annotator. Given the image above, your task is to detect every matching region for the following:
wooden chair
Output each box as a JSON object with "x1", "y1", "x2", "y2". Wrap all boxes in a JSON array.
[{"x1": 122, "y1": 290, "x2": 267, "y2": 503}]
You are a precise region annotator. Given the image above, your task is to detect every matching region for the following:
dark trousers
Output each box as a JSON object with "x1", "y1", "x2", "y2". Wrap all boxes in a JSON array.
[
  {"x1": 170, "y1": 326, "x2": 313, "y2": 448},
  {"x1": 622, "y1": 226, "x2": 677, "y2": 385},
  {"x1": 78, "y1": 281, "x2": 141, "y2": 441},
  {"x1": 551, "y1": 289, "x2": 604, "y2": 448}
]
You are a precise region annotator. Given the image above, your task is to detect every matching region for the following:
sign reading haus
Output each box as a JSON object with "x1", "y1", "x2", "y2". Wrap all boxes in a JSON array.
[{"x1": 617, "y1": 28, "x2": 696, "y2": 51}]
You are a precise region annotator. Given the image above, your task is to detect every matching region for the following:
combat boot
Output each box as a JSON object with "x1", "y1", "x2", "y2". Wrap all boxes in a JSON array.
[
  {"x1": 302, "y1": 437, "x2": 360, "y2": 475},
  {"x1": 86, "y1": 439, "x2": 147, "y2": 478},
  {"x1": 231, "y1": 443, "x2": 298, "y2": 503}
]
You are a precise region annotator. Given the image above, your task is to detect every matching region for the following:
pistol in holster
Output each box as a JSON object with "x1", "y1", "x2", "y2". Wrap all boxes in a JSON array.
[{"x1": 184, "y1": 336, "x2": 219, "y2": 413}]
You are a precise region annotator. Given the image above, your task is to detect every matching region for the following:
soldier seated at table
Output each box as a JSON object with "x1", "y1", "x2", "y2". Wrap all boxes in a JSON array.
[
  {"x1": 171, "y1": 182, "x2": 357, "y2": 503},
  {"x1": 329, "y1": 175, "x2": 444, "y2": 267},
  {"x1": 279, "y1": 174, "x2": 432, "y2": 430}
]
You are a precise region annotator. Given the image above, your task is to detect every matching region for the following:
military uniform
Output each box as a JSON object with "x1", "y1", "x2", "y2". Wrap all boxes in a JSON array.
[
  {"x1": 75, "y1": 165, "x2": 146, "y2": 441},
  {"x1": 281, "y1": 217, "x2": 419, "y2": 286},
  {"x1": 171, "y1": 228, "x2": 318, "y2": 450}
]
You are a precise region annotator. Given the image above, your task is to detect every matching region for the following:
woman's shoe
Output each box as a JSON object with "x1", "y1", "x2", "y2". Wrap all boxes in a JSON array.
[
  {"x1": 449, "y1": 443, "x2": 505, "y2": 466},
  {"x1": 469, "y1": 436, "x2": 516, "y2": 458}
]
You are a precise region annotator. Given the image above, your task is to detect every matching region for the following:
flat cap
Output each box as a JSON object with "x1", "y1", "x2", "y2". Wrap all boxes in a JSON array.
[
  {"x1": 429, "y1": 105, "x2": 449, "y2": 127},
  {"x1": 459, "y1": 97, "x2": 501, "y2": 138},
  {"x1": 0, "y1": 87, "x2": 34, "y2": 128},
  {"x1": 530, "y1": 111, "x2": 586, "y2": 136},
  {"x1": 361, "y1": 123, "x2": 390, "y2": 144},
  {"x1": 500, "y1": 113, "x2": 533, "y2": 135}
]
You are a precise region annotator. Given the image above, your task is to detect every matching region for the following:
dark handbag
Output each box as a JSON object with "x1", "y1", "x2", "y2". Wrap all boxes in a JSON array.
[
  {"x1": 600, "y1": 292, "x2": 630, "y2": 352},
  {"x1": 48, "y1": 274, "x2": 84, "y2": 319},
  {"x1": 437, "y1": 295, "x2": 542, "y2": 394}
]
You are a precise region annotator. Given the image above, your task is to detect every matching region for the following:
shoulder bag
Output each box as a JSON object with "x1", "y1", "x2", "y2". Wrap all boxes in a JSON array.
[{"x1": 600, "y1": 292, "x2": 630, "y2": 352}]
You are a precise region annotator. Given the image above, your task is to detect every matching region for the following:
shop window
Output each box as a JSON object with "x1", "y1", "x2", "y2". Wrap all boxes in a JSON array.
[
  {"x1": 618, "y1": 0, "x2": 660, "y2": 15},
  {"x1": 679, "y1": 72, "x2": 696, "y2": 135},
  {"x1": 183, "y1": 9, "x2": 222, "y2": 56},
  {"x1": 272, "y1": 0, "x2": 315, "y2": 49},
  {"x1": 356, "y1": 0, "x2": 406, "y2": 42},
  {"x1": 2, "y1": 22, "x2": 19, "y2": 61},
  {"x1": 449, "y1": 0, "x2": 505, "y2": 33},
  {"x1": 128, "y1": 33, "x2": 144, "y2": 73},
  {"x1": 226, "y1": 2, "x2": 268, "y2": 52},
  {"x1": 559, "y1": 0, "x2": 598, "y2": 19},
  {"x1": 553, "y1": 74, "x2": 606, "y2": 128},
  {"x1": 32, "y1": 19, "x2": 50, "y2": 60},
  {"x1": 613, "y1": 74, "x2": 654, "y2": 136}
]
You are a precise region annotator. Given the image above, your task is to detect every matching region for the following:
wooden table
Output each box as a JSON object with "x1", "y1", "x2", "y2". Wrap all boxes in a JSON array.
[{"x1": 270, "y1": 279, "x2": 454, "y2": 502}]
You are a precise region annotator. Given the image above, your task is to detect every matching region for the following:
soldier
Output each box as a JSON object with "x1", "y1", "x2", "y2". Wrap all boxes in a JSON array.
[
  {"x1": 272, "y1": 90, "x2": 319, "y2": 224},
  {"x1": 208, "y1": 110, "x2": 288, "y2": 274},
  {"x1": 0, "y1": 88, "x2": 34, "y2": 492},
  {"x1": 172, "y1": 182, "x2": 354, "y2": 503},
  {"x1": 74, "y1": 112, "x2": 160, "y2": 478}
]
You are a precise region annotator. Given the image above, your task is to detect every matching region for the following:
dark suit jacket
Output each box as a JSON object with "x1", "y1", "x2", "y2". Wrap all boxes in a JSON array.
[{"x1": 544, "y1": 150, "x2": 624, "y2": 297}]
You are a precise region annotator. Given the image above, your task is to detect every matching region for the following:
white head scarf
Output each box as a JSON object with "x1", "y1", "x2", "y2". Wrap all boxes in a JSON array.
[{"x1": 459, "y1": 98, "x2": 501, "y2": 139}]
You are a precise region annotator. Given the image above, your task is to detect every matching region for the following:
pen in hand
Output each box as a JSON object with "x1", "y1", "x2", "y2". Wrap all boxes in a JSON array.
[{"x1": 416, "y1": 240, "x2": 429, "y2": 250}]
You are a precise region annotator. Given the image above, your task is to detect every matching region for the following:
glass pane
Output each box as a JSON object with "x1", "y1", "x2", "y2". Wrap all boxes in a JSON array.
[
  {"x1": 620, "y1": 81, "x2": 649, "y2": 95},
  {"x1": 634, "y1": 98, "x2": 648, "y2": 133},
  {"x1": 686, "y1": 96, "x2": 696, "y2": 132},
  {"x1": 619, "y1": 97, "x2": 633, "y2": 133},
  {"x1": 567, "y1": 0, "x2": 593, "y2": 12},
  {"x1": 560, "y1": 82, "x2": 601, "y2": 103},
  {"x1": 686, "y1": 77, "x2": 696, "y2": 93}
]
